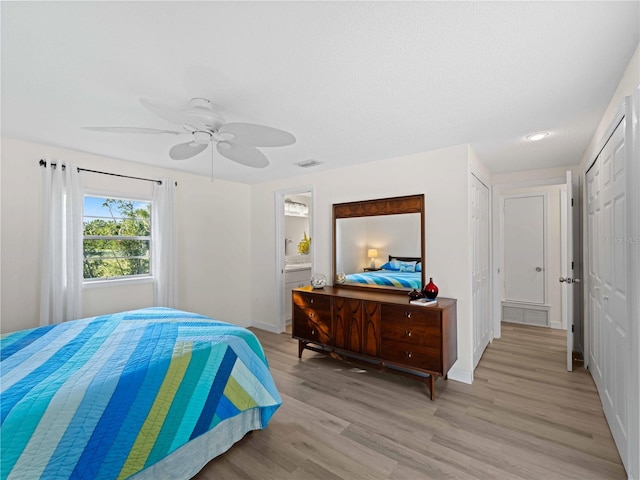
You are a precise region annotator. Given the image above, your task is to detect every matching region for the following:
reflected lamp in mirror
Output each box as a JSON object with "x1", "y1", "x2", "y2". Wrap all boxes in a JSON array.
[{"x1": 367, "y1": 248, "x2": 378, "y2": 269}]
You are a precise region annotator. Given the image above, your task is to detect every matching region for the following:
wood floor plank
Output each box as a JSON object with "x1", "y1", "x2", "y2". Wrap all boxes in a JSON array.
[{"x1": 193, "y1": 323, "x2": 626, "y2": 479}]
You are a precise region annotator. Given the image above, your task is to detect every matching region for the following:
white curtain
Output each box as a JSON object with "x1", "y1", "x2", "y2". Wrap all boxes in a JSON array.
[
  {"x1": 152, "y1": 178, "x2": 178, "y2": 307},
  {"x1": 40, "y1": 160, "x2": 84, "y2": 325}
]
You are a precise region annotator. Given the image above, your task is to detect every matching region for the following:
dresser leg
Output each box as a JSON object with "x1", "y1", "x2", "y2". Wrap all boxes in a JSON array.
[
  {"x1": 428, "y1": 375, "x2": 436, "y2": 401},
  {"x1": 298, "y1": 340, "x2": 307, "y2": 358}
]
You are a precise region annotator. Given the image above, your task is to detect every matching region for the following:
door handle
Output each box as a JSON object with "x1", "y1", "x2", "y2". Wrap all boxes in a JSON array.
[
  {"x1": 535, "y1": 267, "x2": 543, "y2": 272},
  {"x1": 559, "y1": 277, "x2": 581, "y2": 284}
]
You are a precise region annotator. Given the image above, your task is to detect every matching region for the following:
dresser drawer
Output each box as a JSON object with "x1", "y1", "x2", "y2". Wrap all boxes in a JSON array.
[
  {"x1": 292, "y1": 291, "x2": 332, "y2": 345},
  {"x1": 381, "y1": 304, "x2": 440, "y2": 325},
  {"x1": 381, "y1": 305, "x2": 441, "y2": 346},
  {"x1": 293, "y1": 291, "x2": 331, "y2": 311},
  {"x1": 381, "y1": 339, "x2": 442, "y2": 373},
  {"x1": 381, "y1": 319, "x2": 441, "y2": 348}
]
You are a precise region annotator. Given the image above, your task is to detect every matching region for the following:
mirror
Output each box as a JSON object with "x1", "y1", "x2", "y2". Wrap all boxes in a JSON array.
[{"x1": 333, "y1": 194, "x2": 425, "y2": 292}]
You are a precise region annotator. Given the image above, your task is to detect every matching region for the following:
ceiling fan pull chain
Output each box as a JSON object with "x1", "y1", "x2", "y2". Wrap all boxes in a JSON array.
[{"x1": 210, "y1": 144, "x2": 215, "y2": 183}]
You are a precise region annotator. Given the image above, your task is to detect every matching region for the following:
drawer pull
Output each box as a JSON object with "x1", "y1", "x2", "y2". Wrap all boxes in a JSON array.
[
  {"x1": 309, "y1": 313, "x2": 315, "y2": 318},
  {"x1": 405, "y1": 312, "x2": 412, "y2": 318},
  {"x1": 310, "y1": 298, "x2": 314, "y2": 304},
  {"x1": 311, "y1": 329, "x2": 316, "y2": 335},
  {"x1": 405, "y1": 330, "x2": 412, "y2": 337},
  {"x1": 405, "y1": 351, "x2": 413, "y2": 358}
]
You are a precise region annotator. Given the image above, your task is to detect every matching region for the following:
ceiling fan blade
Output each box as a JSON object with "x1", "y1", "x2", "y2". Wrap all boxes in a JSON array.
[
  {"x1": 216, "y1": 142, "x2": 269, "y2": 168},
  {"x1": 140, "y1": 98, "x2": 194, "y2": 127},
  {"x1": 169, "y1": 142, "x2": 208, "y2": 160},
  {"x1": 218, "y1": 123, "x2": 296, "y2": 147},
  {"x1": 82, "y1": 127, "x2": 181, "y2": 135}
]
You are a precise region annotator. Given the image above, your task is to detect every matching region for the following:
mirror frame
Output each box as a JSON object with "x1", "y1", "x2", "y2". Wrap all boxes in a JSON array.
[{"x1": 332, "y1": 194, "x2": 425, "y2": 292}]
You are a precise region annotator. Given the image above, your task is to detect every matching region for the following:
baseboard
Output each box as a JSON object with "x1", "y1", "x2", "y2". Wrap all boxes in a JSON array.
[
  {"x1": 232, "y1": 319, "x2": 252, "y2": 328},
  {"x1": 250, "y1": 320, "x2": 283, "y2": 334},
  {"x1": 447, "y1": 366, "x2": 473, "y2": 384}
]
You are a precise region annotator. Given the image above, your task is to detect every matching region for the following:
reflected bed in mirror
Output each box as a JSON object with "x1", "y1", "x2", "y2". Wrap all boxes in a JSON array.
[
  {"x1": 333, "y1": 194, "x2": 425, "y2": 292},
  {"x1": 342, "y1": 255, "x2": 422, "y2": 289}
]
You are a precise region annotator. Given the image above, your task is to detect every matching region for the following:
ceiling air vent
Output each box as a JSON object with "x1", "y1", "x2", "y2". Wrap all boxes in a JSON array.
[{"x1": 295, "y1": 159, "x2": 322, "y2": 168}]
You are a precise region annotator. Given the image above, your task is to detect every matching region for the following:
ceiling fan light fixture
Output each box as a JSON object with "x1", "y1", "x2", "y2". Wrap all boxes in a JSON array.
[
  {"x1": 217, "y1": 132, "x2": 236, "y2": 141},
  {"x1": 218, "y1": 141, "x2": 233, "y2": 150},
  {"x1": 193, "y1": 131, "x2": 212, "y2": 144},
  {"x1": 526, "y1": 131, "x2": 549, "y2": 141}
]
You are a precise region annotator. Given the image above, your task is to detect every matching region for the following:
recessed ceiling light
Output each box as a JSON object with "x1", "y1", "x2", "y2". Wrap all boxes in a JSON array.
[{"x1": 526, "y1": 132, "x2": 549, "y2": 141}]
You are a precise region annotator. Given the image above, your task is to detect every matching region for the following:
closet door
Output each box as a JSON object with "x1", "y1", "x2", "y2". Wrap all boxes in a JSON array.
[
  {"x1": 587, "y1": 155, "x2": 603, "y2": 385},
  {"x1": 471, "y1": 174, "x2": 491, "y2": 368},
  {"x1": 587, "y1": 118, "x2": 630, "y2": 469}
]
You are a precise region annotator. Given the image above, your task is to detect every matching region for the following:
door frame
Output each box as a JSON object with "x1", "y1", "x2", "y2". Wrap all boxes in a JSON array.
[
  {"x1": 492, "y1": 177, "x2": 566, "y2": 339},
  {"x1": 274, "y1": 185, "x2": 314, "y2": 334}
]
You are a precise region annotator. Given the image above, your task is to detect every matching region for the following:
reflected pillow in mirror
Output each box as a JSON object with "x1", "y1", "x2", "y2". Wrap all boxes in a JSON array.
[
  {"x1": 399, "y1": 261, "x2": 417, "y2": 272},
  {"x1": 380, "y1": 260, "x2": 401, "y2": 271}
]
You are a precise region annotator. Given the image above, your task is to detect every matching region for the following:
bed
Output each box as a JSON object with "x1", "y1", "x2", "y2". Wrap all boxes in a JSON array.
[
  {"x1": 344, "y1": 255, "x2": 422, "y2": 289},
  {"x1": 0, "y1": 307, "x2": 282, "y2": 480}
]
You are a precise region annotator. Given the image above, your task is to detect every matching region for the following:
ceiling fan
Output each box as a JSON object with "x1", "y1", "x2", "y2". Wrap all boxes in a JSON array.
[{"x1": 82, "y1": 98, "x2": 296, "y2": 168}]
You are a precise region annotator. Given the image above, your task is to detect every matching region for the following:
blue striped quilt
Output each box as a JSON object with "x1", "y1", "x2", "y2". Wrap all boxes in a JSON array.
[
  {"x1": 344, "y1": 270, "x2": 421, "y2": 289},
  {"x1": 0, "y1": 307, "x2": 282, "y2": 480}
]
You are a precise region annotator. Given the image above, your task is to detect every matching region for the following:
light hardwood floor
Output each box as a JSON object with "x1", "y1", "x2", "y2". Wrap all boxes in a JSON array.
[{"x1": 194, "y1": 322, "x2": 625, "y2": 479}]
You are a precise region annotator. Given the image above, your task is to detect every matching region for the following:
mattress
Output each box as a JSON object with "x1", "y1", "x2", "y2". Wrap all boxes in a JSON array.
[{"x1": 0, "y1": 307, "x2": 282, "y2": 480}]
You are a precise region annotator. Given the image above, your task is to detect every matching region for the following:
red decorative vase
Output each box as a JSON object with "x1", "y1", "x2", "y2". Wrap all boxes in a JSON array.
[{"x1": 423, "y1": 277, "x2": 439, "y2": 300}]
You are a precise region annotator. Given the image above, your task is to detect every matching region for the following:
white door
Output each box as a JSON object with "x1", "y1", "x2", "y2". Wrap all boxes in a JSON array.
[
  {"x1": 560, "y1": 171, "x2": 580, "y2": 372},
  {"x1": 471, "y1": 174, "x2": 491, "y2": 368},
  {"x1": 586, "y1": 157, "x2": 602, "y2": 383},
  {"x1": 503, "y1": 194, "x2": 545, "y2": 304},
  {"x1": 586, "y1": 118, "x2": 630, "y2": 470}
]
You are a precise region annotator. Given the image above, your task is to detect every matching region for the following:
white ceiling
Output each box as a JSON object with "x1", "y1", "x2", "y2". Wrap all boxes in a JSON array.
[{"x1": 2, "y1": 1, "x2": 638, "y2": 184}]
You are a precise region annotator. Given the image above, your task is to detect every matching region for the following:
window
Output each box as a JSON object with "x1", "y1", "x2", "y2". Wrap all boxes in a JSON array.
[{"x1": 83, "y1": 196, "x2": 152, "y2": 281}]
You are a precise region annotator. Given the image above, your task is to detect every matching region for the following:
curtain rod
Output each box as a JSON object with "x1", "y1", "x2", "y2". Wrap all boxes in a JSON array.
[{"x1": 38, "y1": 159, "x2": 170, "y2": 185}]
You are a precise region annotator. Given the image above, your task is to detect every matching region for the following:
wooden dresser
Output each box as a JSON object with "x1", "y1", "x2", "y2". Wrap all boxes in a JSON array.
[{"x1": 292, "y1": 286, "x2": 457, "y2": 400}]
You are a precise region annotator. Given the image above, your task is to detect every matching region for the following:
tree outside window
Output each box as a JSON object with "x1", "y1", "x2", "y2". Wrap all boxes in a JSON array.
[{"x1": 83, "y1": 196, "x2": 151, "y2": 280}]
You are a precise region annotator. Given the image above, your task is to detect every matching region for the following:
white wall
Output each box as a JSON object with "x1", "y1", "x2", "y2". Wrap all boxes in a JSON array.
[
  {"x1": 580, "y1": 43, "x2": 640, "y2": 171},
  {"x1": 0, "y1": 137, "x2": 252, "y2": 333},
  {"x1": 250, "y1": 144, "x2": 476, "y2": 381}
]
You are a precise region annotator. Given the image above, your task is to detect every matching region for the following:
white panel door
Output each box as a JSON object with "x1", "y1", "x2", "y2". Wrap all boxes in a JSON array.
[
  {"x1": 587, "y1": 158, "x2": 603, "y2": 385},
  {"x1": 587, "y1": 118, "x2": 629, "y2": 470},
  {"x1": 504, "y1": 194, "x2": 545, "y2": 304},
  {"x1": 561, "y1": 171, "x2": 580, "y2": 372},
  {"x1": 471, "y1": 174, "x2": 491, "y2": 368}
]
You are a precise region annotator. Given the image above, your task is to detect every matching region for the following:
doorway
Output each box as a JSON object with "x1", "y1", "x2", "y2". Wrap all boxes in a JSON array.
[
  {"x1": 275, "y1": 187, "x2": 313, "y2": 333},
  {"x1": 492, "y1": 177, "x2": 578, "y2": 351}
]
